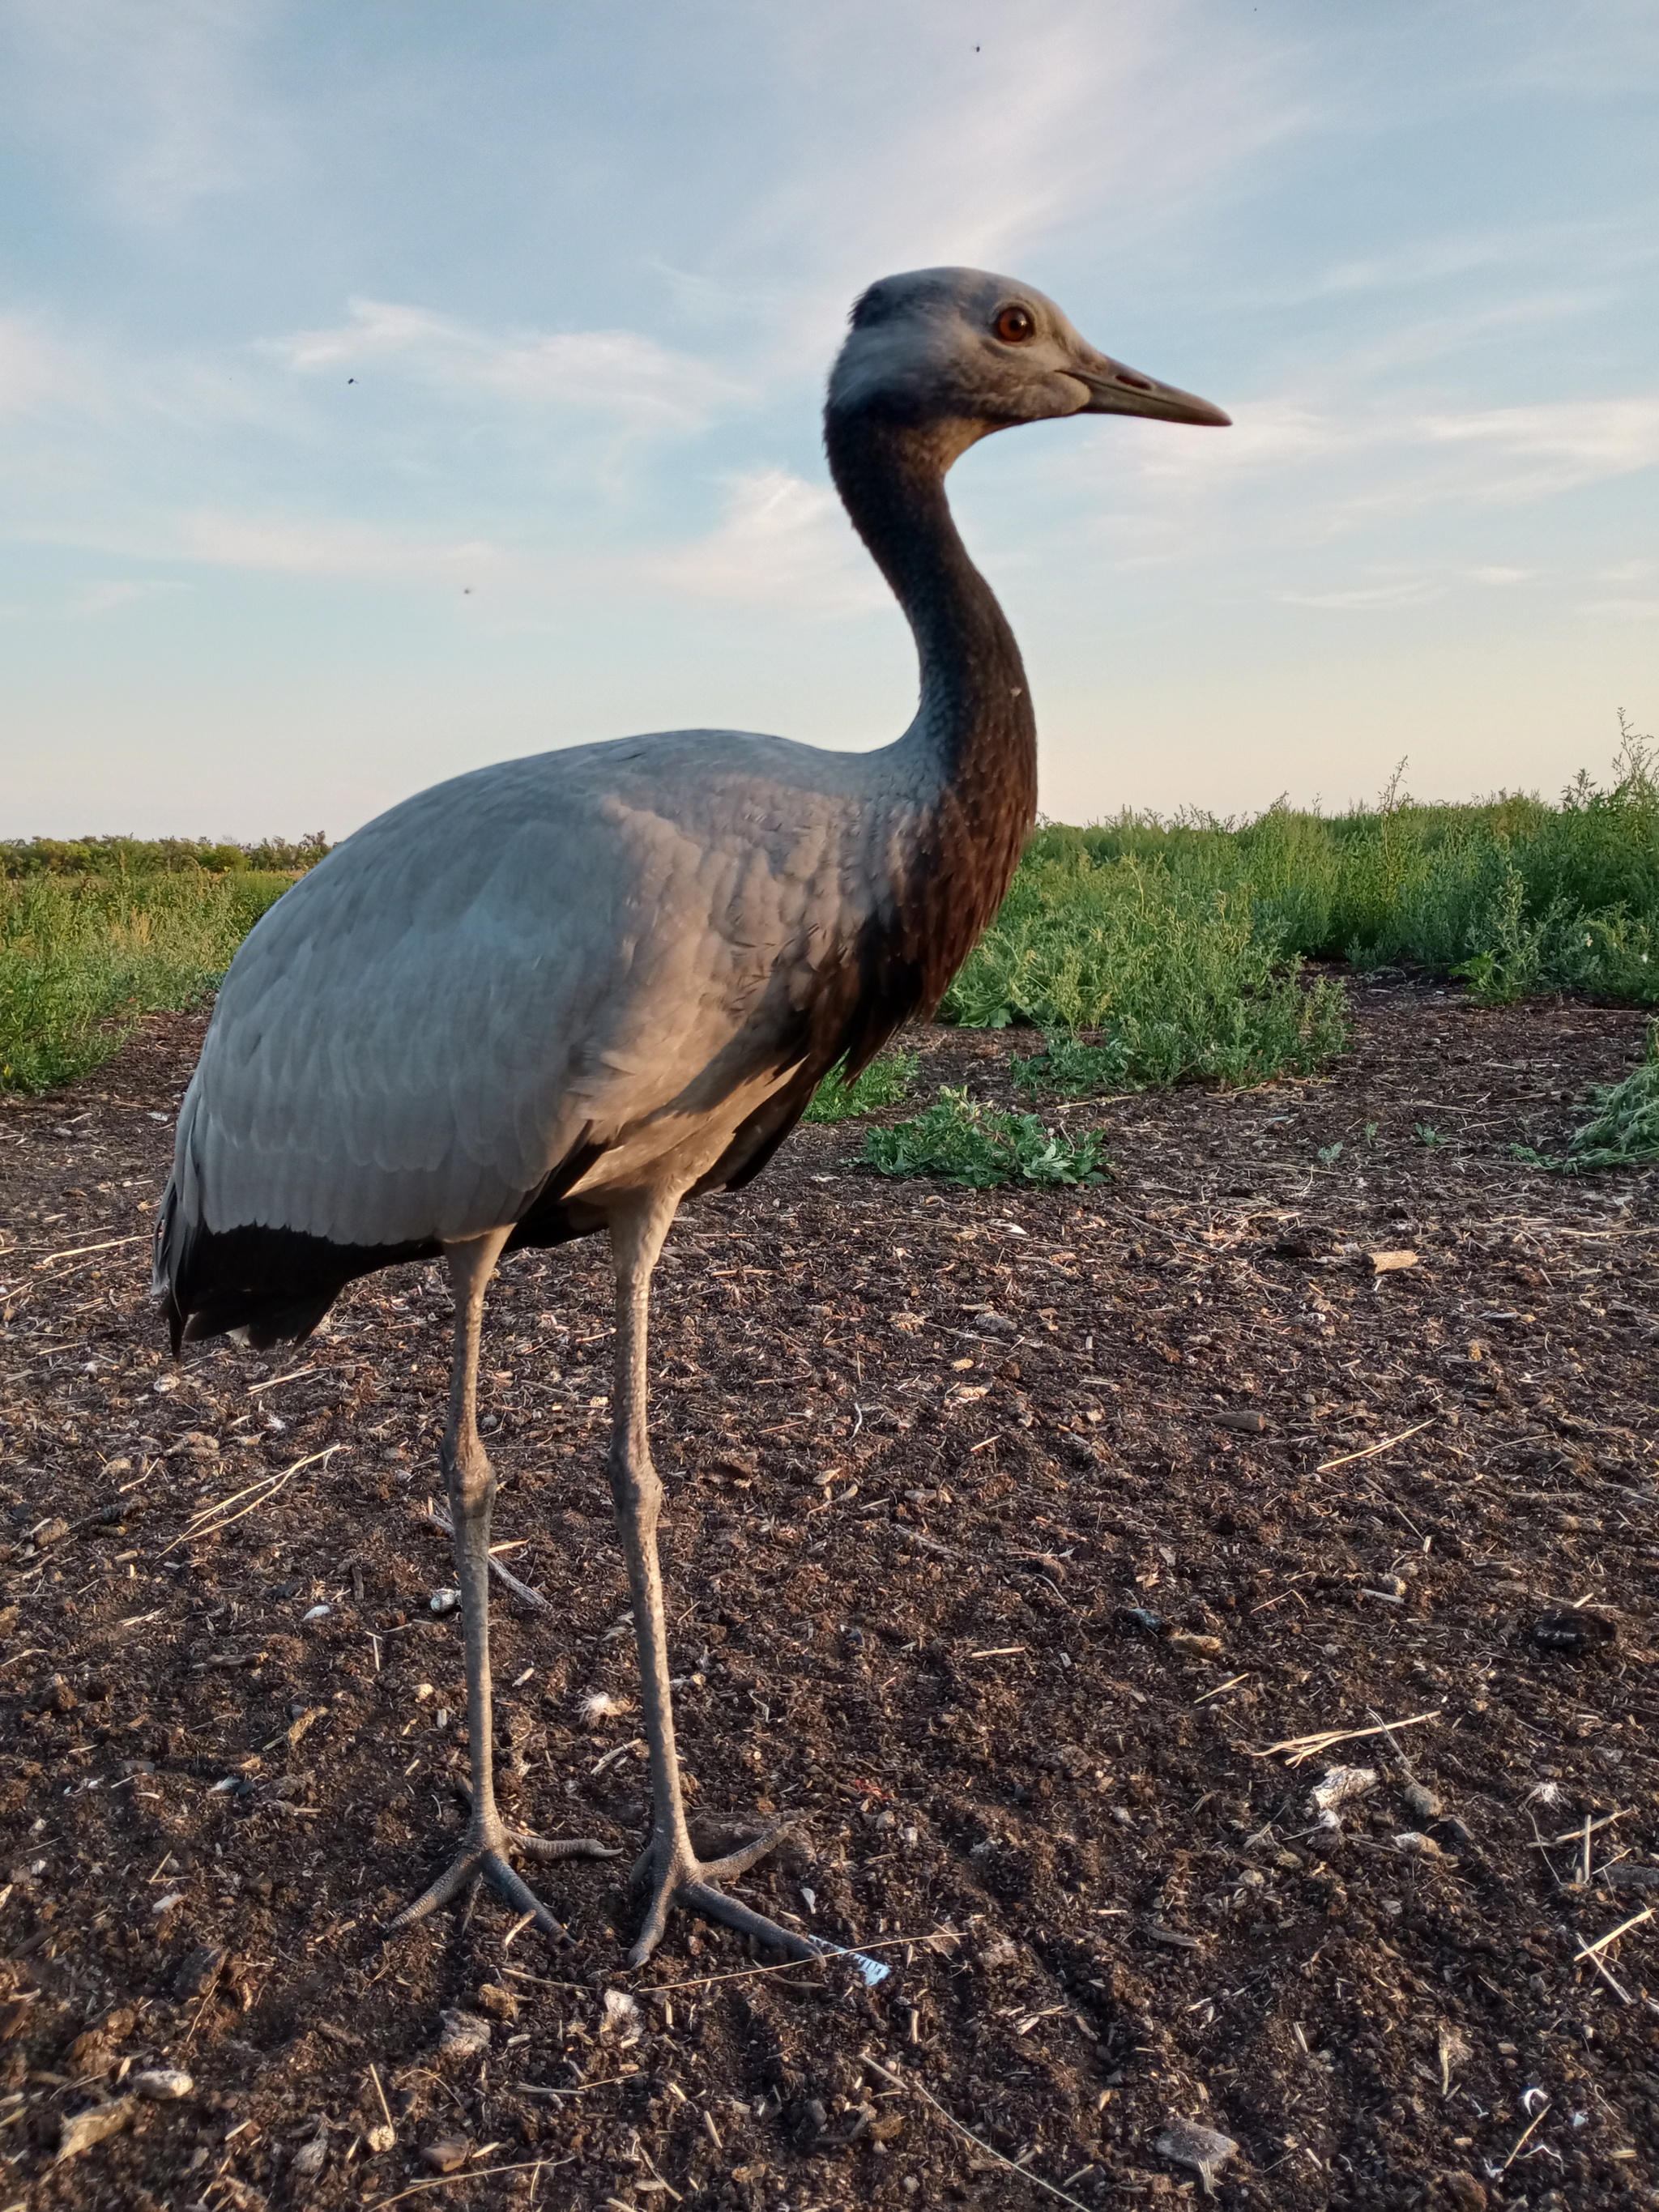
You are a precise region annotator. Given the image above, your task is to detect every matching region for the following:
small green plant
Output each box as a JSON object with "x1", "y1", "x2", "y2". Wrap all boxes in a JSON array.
[
  {"x1": 802, "y1": 1050, "x2": 918, "y2": 1123},
  {"x1": 1009, "y1": 1034, "x2": 1134, "y2": 1097},
  {"x1": 1512, "y1": 1022, "x2": 1659, "y2": 1172},
  {"x1": 1363, "y1": 1120, "x2": 1379, "y2": 1144},
  {"x1": 1414, "y1": 1123, "x2": 1448, "y2": 1147},
  {"x1": 1317, "y1": 1141, "x2": 1343, "y2": 1166},
  {"x1": 858, "y1": 1086, "x2": 1110, "y2": 1188}
]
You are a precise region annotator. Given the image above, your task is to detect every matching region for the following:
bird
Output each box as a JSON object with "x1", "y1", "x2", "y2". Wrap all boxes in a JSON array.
[{"x1": 154, "y1": 267, "x2": 1228, "y2": 1966}]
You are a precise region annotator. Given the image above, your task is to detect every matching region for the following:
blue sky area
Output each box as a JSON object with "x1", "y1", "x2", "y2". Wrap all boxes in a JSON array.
[{"x1": 2, "y1": 0, "x2": 1656, "y2": 837}]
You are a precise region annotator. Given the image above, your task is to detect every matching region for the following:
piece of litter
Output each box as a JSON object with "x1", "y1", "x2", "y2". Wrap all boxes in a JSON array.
[
  {"x1": 800, "y1": 1933, "x2": 890, "y2": 1986},
  {"x1": 301, "y1": 1604, "x2": 331, "y2": 1623},
  {"x1": 600, "y1": 1988, "x2": 643, "y2": 2041},
  {"x1": 578, "y1": 1690, "x2": 629, "y2": 1724},
  {"x1": 1531, "y1": 1609, "x2": 1616, "y2": 1655},
  {"x1": 1155, "y1": 2116, "x2": 1238, "y2": 2195},
  {"x1": 1368, "y1": 1249, "x2": 1418, "y2": 1273},
  {"x1": 429, "y1": 1588, "x2": 461, "y2": 1617}
]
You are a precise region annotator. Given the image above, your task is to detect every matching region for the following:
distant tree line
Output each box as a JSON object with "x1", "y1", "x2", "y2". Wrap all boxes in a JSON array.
[{"x1": 1, "y1": 833, "x2": 331, "y2": 878}]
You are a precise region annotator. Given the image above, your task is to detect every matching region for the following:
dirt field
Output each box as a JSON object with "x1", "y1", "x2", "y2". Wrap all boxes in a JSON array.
[{"x1": 1, "y1": 982, "x2": 1657, "y2": 2212}]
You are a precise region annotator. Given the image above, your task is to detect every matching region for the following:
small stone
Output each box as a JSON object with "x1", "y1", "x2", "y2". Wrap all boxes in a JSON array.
[
  {"x1": 291, "y1": 2133, "x2": 328, "y2": 2178},
  {"x1": 57, "y1": 2098, "x2": 135, "y2": 2160},
  {"x1": 63, "y1": 2029, "x2": 115, "y2": 2079},
  {"x1": 132, "y1": 2067, "x2": 194, "y2": 2100},
  {"x1": 1368, "y1": 1249, "x2": 1418, "y2": 1274},
  {"x1": 366, "y1": 2122, "x2": 396, "y2": 2154},
  {"x1": 35, "y1": 1518, "x2": 71, "y2": 1546},
  {"x1": 1154, "y1": 2116, "x2": 1238, "y2": 2194},
  {"x1": 475, "y1": 1981, "x2": 519, "y2": 2022},
  {"x1": 1401, "y1": 1782, "x2": 1444, "y2": 1822},
  {"x1": 1393, "y1": 1831, "x2": 1451, "y2": 1859},
  {"x1": 1213, "y1": 1410, "x2": 1266, "y2": 1434},
  {"x1": 437, "y1": 2008, "x2": 491, "y2": 2059},
  {"x1": 1308, "y1": 1765, "x2": 1379, "y2": 1815},
  {"x1": 301, "y1": 1605, "x2": 331, "y2": 1623},
  {"x1": 174, "y1": 1944, "x2": 228, "y2": 1998},
  {"x1": 868, "y1": 2112, "x2": 905, "y2": 2142},
  {"x1": 429, "y1": 1588, "x2": 461, "y2": 1617},
  {"x1": 1436, "y1": 2173, "x2": 1487, "y2": 2212},
  {"x1": 421, "y1": 2137, "x2": 471, "y2": 2174}
]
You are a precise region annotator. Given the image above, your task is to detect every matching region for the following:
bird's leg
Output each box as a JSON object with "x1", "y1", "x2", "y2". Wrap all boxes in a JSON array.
[
  {"x1": 388, "y1": 1227, "x2": 614, "y2": 1941},
  {"x1": 608, "y1": 1196, "x2": 816, "y2": 1968}
]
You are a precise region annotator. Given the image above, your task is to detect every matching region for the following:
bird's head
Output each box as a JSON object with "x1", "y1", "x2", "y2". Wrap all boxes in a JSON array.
[{"x1": 826, "y1": 266, "x2": 1229, "y2": 452}]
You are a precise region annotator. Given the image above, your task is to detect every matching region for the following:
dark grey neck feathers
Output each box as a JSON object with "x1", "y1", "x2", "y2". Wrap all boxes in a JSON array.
[{"x1": 823, "y1": 399, "x2": 1038, "y2": 1015}]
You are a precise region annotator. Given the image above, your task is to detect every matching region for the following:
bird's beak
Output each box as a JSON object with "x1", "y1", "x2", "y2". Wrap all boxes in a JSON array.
[{"x1": 1071, "y1": 348, "x2": 1230, "y2": 428}]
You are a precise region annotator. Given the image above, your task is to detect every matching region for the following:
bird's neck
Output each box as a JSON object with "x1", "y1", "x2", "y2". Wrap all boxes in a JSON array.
[{"x1": 825, "y1": 406, "x2": 1038, "y2": 999}]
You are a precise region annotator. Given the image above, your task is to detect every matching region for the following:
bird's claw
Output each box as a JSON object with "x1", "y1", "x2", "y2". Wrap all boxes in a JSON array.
[
  {"x1": 627, "y1": 1819, "x2": 817, "y2": 1967},
  {"x1": 387, "y1": 1816, "x2": 617, "y2": 1940}
]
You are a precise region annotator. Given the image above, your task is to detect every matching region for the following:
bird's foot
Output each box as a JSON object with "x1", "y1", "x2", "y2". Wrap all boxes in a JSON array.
[
  {"x1": 387, "y1": 1810, "x2": 619, "y2": 1941},
  {"x1": 626, "y1": 1817, "x2": 817, "y2": 1967}
]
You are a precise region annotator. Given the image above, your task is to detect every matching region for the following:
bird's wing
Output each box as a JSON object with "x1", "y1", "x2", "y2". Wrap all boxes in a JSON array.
[{"x1": 171, "y1": 732, "x2": 888, "y2": 1250}]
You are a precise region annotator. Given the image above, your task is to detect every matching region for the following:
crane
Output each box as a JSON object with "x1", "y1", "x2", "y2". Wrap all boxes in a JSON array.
[{"x1": 155, "y1": 266, "x2": 1228, "y2": 1965}]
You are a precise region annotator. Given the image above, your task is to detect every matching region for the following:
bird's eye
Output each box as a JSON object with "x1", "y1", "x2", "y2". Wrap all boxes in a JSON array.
[{"x1": 995, "y1": 304, "x2": 1036, "y2": 344}]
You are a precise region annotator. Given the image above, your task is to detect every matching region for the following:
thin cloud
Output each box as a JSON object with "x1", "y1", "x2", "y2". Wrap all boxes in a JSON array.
[
  {"x1": 647, "y1": 468, "x2": 883, "y2": 615},
  {"x1": 271, "y1": 299, "x2": 739, "y2": 432}
]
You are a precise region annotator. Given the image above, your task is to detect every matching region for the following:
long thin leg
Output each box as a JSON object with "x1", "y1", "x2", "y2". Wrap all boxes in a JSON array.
[
  {"x1": 388, "y1": 1227, "x2": 614, "y2": 1937},
  {"x1": 608, "y1": 1193, "x2": 814, "y2": 1967}
]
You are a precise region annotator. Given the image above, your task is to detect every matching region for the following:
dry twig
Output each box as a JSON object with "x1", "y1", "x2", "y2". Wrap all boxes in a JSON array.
[
  {"x1": 1247, "y1": 1711, "x2": 1441, "y2": 1767},
  {"x1": 861, "y1": 2051, "x2": 1094, "y2": 2210},
  {"x1": 1316, "y1": 1419, "x2": 1435, "y2": 1474}
]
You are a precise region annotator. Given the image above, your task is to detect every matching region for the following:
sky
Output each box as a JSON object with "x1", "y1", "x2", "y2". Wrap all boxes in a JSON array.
[{"x1": 2, "y1": 0, "x2": 1656, "y2": 839}]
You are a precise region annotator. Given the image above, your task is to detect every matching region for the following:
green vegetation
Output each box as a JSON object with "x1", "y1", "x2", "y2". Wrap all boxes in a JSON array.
[
  {"x1": 960, "y1": 722, "x2": 1657, "y2": 1038},
  {"x1": 1010, "y1": 1034, "x2": 1133, "y2": 1097},
  {"x1": 0, "y1": 871, "x2": 295, "y2": 1092},
  {"x1": 1514, "y1": 1023, "x2": 1659, "y2": 1174},
  {"x1": 803, "y1": 1050, "x2": 918, "y2": 1123},
  {"x1": 859, "y1": 1087, "x2": 1110, "y2": 1188},
  {"x1": 5, "y1": 725, "x2": 1654, "y2": 1098}
]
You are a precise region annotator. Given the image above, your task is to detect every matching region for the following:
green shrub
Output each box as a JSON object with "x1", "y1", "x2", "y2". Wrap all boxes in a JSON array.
[
  {"x1": 802, "y1": 1050, "x2": 918, "y2": 1123},
  {"x1": 858, "y1": 1087, "x2": 1110, "y2": 1187},
  {"x1": 1513, "y1": 1024, "x2": 1659, "y2": 1173}
]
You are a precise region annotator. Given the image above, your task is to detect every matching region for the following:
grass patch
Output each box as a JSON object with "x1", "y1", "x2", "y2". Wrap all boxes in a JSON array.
[
  {"x1": 0, "y1": 872, "x2": 295, "y2": 1092},
  {"x1": 1010, "y1": 1034, "x2": 1134, "y2": 1097},
  {"x1": 1513, "y1": 1024, "x2": 1659, "y2": 1174},
  {"x1": 945, "y1": 850, "x2": 1349, "y2": 1085},
  {"x1": 802, "y1": 1050, "x2": 918, "y2": 1123},
  {"x1": 858, "y1": 1086, "x2": 1110, "y2": 1188}
]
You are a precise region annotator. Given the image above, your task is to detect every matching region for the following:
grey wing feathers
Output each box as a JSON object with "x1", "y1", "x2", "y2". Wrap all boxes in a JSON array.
[{"x1": 164, "y1": 731, "x2": 885, "y2": 1255}]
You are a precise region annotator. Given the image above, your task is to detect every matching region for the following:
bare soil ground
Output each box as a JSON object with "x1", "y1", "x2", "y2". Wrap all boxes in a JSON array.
[{"x1": 1, "y1": 982, "x2": 1657, "y2": 2212}]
